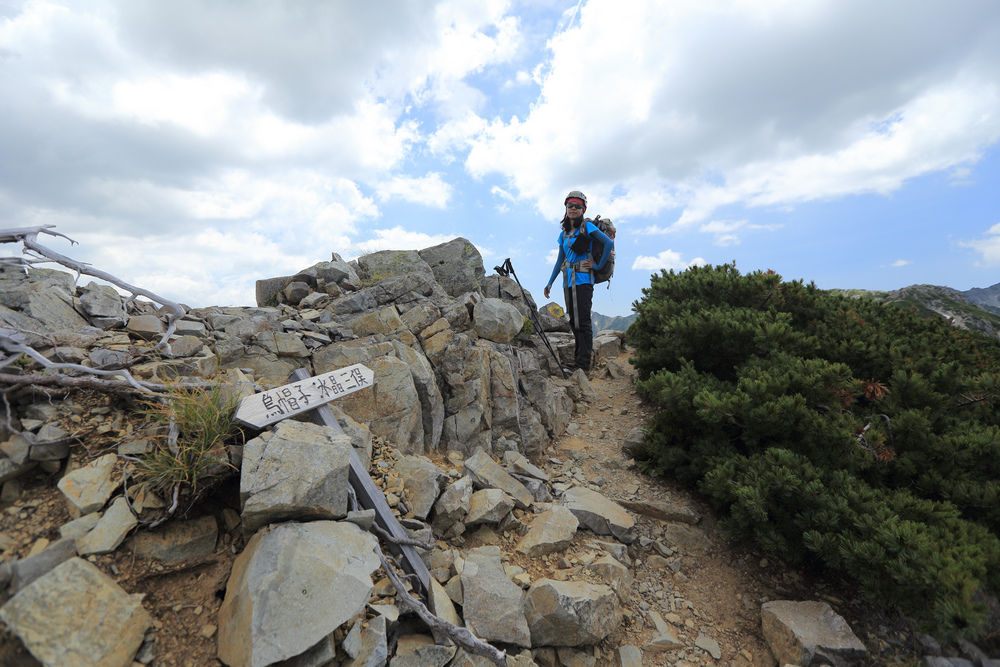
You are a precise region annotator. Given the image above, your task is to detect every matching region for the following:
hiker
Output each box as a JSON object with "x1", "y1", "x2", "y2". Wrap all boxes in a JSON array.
[{"x1": 543, "y1": 190, "x2": 614, "y2": 375}]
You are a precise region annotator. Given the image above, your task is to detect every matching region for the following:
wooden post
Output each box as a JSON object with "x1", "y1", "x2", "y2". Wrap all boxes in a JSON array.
[{"x1": 287, "y1": 368, "x2": 431, "y2": 600}]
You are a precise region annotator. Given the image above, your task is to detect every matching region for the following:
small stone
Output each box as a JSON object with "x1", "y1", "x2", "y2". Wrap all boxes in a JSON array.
[{"x1": 200, "y1": 624, "x2": 217, "y2": 639}]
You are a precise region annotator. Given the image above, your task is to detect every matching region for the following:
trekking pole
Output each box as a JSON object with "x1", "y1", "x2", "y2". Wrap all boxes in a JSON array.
[{"x1": 494, "y1": 258, "x2": 568, "y2": 379}]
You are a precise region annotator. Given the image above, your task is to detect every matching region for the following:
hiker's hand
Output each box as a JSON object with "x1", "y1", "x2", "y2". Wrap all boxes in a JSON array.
[
  {"x1": 543, "y1": 286, "x2": 551, "y2": 299},
  {"x1": 581, "y1": 259, "x2": 593, "y2": 270}
]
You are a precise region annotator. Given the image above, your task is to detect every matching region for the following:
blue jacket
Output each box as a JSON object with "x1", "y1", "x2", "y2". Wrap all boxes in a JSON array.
[{"x1": 546, "y1": 220, "x2": 614, "y2": 288}]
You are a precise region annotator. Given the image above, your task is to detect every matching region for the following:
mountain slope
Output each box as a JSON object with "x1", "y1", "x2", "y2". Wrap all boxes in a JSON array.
[
  {"x1": 592, "y1": 311, "x2": 637, "y2": 332},
  {"x1": 830, "y1": 284, "x2": 1000, "y2": 338}
]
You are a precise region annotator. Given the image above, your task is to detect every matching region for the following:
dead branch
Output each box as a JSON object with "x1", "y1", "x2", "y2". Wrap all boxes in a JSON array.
[
  {"x1": 0, "y1": 225, "x2": 184, "y2": 355},
  {"x1": 371, "y1": 523, "x2": 435, "y2": 551},
  {"x1": 372, "y1": 543, "x2": 508, "y2": 667}
]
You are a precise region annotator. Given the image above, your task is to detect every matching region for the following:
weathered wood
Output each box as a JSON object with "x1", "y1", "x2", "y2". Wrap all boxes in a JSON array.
[
  {"x1": 234, "y1": 363, "x2": 374, "y2": 429},
  {"x1": 287, "y1": 368, "x2": 432, "y2": 599}
]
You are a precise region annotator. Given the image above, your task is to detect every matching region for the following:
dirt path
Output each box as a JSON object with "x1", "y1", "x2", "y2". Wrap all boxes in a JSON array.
[{"x1": 0, "y1": 349, "x2": 929, "y2": 666}]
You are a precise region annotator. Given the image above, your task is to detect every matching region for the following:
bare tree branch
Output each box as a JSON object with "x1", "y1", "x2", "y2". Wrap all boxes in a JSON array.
[{"x1": 0, "y1": 225, "x2": 184, "y2": 355}]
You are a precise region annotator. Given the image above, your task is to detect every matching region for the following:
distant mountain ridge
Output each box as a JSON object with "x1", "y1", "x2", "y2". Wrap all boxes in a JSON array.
[
  {"x1": 592, "y1": 311, "x2": 637, "y2": 332},
  {"x1": 829, "y1": 282, "x2": 1000, "y2": 339}
]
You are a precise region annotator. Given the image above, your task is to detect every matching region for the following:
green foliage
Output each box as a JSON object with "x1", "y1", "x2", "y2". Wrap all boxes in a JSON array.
[
  {"x1": 628, "y1": 263, "x2": 1000, "y2": 638},
  {"x1": 136, "y1": 381, "x2": 240, "y2": 494},
  {"x1": 519, "y1": 317, "x2": 534, "y2": 337}
]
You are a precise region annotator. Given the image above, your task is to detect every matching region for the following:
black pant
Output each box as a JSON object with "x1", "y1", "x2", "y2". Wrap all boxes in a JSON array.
[{"x1": 564, "y1": 283, "x2": 594, "y2": 371}]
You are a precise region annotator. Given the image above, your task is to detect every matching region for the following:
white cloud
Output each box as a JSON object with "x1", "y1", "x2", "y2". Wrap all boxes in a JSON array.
[
  {"x1": 455, "y1": 0, "x2": 1000, "y2": 238},
  {"x1": 632, "y1": 250, "x2": 706, "y2": 273},
  {"x1": 377, "y1": 173, "x2": 453, "y2": 208},
  {"x1": 888, "y1": 259, "x2": 911, "y2": 267},
  {"x1": 960, "y1": 223, "x2": 1000, "y2": 266}
]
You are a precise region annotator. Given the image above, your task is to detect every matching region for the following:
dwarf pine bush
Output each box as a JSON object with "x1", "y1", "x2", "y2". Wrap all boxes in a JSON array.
[{"x1": 629, "y1": 263, "x2": 1000, "y2": 638}]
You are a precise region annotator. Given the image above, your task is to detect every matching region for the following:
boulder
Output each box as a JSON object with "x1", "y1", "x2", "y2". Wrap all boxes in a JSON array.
[
  {"x1": 761, "y1": 600, "x2": 867, "y2": 667},
  {"x1": 523, "y1": 579, "x2": 621, "y2": 647},
  {"x1": 473, "y1": 298, "x2": 524, "y2": 344},
  {"x1": 0, "y1": 558, "x2": 151, "y2": 667},
  {"x1": 130, "y1": 516, "x2": 218, "y2": 565},
  {"x1": 391, "y1": 634, "x2": 457, "y2": 667},
  {"x1": 395, "y1": 455, "x2": 448, "y2": 521},
  {"x1": 354, "y1": 249, "x2": 436, "y2": 286},
  {"x1": 464, "y1": 450, "x2": 533, "y2": 510},
  {"x1": 461, "y1": 546, "x2": 531, "y2": 648},
  {"x1": 562, "y1": 487, "x2": 635, "y2": 543},
  {"x1": 76, "y1": 496, "x2": 137, "y2": 555},
  {"x1": 79, "y1": 282, "x2": 125, "y2": 329},
  {"x1": 620, "y1": 498, "x2": 700, "y2": 525},
  {"x1": 240, "y1": 421, "x2": 351, "y2": 533},
  {"x1": 418, "y1": 238, "x2": 486, "y2": 297},
  {"x1": 217, "y1": 521, "x2": 380, "y2": 667},
  {"x1": 431, "y1": 476, "x2": 473, "y2": 534},
  {"x1": 517, "y1": 505, "x2": 578, "y2": 557},
  {"x1": 342, "y1": 614, "x2": 388, "y2": 667},
  {"x1": 465, "y1": 489, "x2": 515, "y2": 526}
]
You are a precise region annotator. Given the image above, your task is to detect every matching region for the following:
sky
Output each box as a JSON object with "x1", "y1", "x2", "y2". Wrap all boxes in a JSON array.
[{"x1": 1, "y1": 0, "x2": 999, "y2": 317}]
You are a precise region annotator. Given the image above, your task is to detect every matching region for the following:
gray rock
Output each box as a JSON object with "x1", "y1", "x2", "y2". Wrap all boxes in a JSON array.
[
  {"x1": 0, "y1": 268, "x2": 90, "y2": 332},
  {"x1": 428, "y1": 577, "x2": 463, "y2": 646},
  {"x1": 355, "y1": 249, "x2": 436, "y2": 286},
  {"x1": 643, "y1": 611, "x2": 683, "y2": 652},
  {"x1": 621, "y1": 498, "x2": 700, "y2": 525},
  {"x1": 392, "y1": 341, "x2": 445, "y2": 450},
  {"x1": 662, "y1": 523, "x2": 712, "y2": 551},
  {"x1": 622, "y1": 427, "x2": 646, "y2": 458},
  {"x1": 59, "y1": 511, "x2": 102, "y2": 540},
  {"x1": 396, "y1": 455, "x2": 448, "y2": 521},
  {"x1": 79, "y1": 281, "x2": 125, "y2": 329},
  {"x1": 696, "y1": 633, "x2": 722, "y2": 660},
  {"x1": 562, "y1": 487, "x2": 635, "y2": 543},
  {"x1": 126, "y1": 313, "x2": 165, "y2": 340},
  {"x1": 466, "y1": 488, "x2": 515, "y2": 526},
  {"x1": 592, "y1": 334, "x2": 621, "y2": 366},
  {"x1": 418, "y1": 237, "x2": 485, "y2": 297},
  {"x1": 240, "y1": 421, "x2": 351, "y2": 533},
  {"x1": 0, "y1": 454, "x2": 36, "y2": 485},
  {"x1": 217, "y1": 521, "x2": 380, "y2": 667},
  {"x1": 461, "y1": 546, "x2": 531, "y2": 648},
  {"x1": 584, "y1": 555, "x2": 633, "y2": 602},
  {"x1": 517, "y1": 505, "x2": 578, "y2": 557},
  {"x1": 618, "y1": 645, "x2": 643, "y2": 667},
  {"x1": 7, "y1": 536, "x2": 77, "y2": 594},
  {"x1": 536, "y1": 302, "x2": 571, "y2": 333},
  {"x1": 76, "y1": 496, "x2": 137, "y2": 555},
  {"x1": 130, "y1": 516, "x2": 218, "y2": 565},
  {"x1": 345, "y1": 509, "x2": 376, "y2": 530},
  {"x1": 391, "y1": 634, "x2": 456, "y2": 667},
  {"x1": 473, "y1": 298, "x2": 524, "y2": 344},
  {"x1": 524, "y1": 579, "x2": 621, "y2": 647},
  {"x1": 0, "y1": 558, "x2": 151, "y2": 667},
  {"x1": 761, "y1": 600, "x2": 867, "y2": 667},
  {"x1": 343, "y1": 614, "x2": 388, "y2": 667},
  {"x1": 431, "y1": 476, "x2": 473, "y2": 534},
  {"x1": 1, "y1": 433, "x2": 31, "y2": 465},
  {"x1": 464, "y1": 450, "x2": 533, "y2": 510},
  {"x1": 503, "y1": 451, "x2": 549, "y2": 482}
]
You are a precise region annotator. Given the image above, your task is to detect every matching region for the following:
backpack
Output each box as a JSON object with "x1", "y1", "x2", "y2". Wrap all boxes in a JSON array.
[{"x1": 586, "y1": 216, "x2": 616, "y2": 285}]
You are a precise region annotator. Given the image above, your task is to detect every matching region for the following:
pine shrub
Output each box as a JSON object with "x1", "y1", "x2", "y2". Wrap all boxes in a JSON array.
[{"x1": 629, "y1": 263, "x2": 1000, "y2": 638}]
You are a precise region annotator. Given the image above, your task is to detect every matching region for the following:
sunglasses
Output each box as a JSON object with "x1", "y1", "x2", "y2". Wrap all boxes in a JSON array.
[{"x1": 566, "y1": 203, "x2": 584, "y2": 210}]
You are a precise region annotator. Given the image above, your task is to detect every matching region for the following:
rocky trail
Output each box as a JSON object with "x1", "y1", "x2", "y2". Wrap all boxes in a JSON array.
[{"x1": 0, "y1": 349, "x2": 957, "y2": 667}]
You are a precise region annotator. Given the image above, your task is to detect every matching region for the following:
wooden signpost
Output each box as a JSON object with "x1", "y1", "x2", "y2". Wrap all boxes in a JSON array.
[
  {"x1": 236, "y1": 366, "x2": 431, "y2": 600},
  {"x1": 234, "y1": 363, "x2": 375, "y2": 429}
]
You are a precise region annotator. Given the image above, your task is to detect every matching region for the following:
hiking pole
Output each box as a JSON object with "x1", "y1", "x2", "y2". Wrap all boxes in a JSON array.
[{"x1": 494, "y1": 258, "x2": 568, "y2": 379}]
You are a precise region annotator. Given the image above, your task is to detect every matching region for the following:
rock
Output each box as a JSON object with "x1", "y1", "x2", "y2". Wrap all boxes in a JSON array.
[
  {"x1": 391, "y1": 634, "x2": 457, "y2": 667},
  {"x1": 0, "y1": 455, "x2": 36, "y2": 486},
  {"x1": 461, "y1": 546, "x2": 531, "y2": 648},
  {"x1": 126, "y1": 314, "x2": 165, "y2": 340},
  {"x1": 431, "y1": 476, "x2": 473, "y2": 534},
  {"x1": 524, "y1": 579, "x2": 621, "y2": 647},
  {"x1": 396, "y1": 455, "x2": 448, "y2": 521},
  {"x1": 464, "y1": 450, "x2": 533, "y2": 510},
  {"x1": 7, "y1": 536, "x2": 77, "y2": 595},
  {"x1": 57, "y1": 453, "x2": 119, "y2": 516},
  {"x1": 621, "y1": 427, "x2": 646, "y2": 458},
  {"x1": 58, "y1": 511, "x2": 102, "y2": 540},
  {"x1": 0, "y1": 558, "x2": 151, "y2": 667},
  {"x1": 428, "y1": 577, "x2": 463, "y2": 645},
  {"x1": 391, "y1": 341, "x2": 445, "y2": 450},
  {"x1": 662, "y1": 523, "x2": 712, "y2": 551},
  {"x1": 79, "y1": 282, "x2": 125, "y2": 329},
  {"x1": 76, "y1": 496, "x2": 137, "y2": 555},
  {"x1": 761, "y1": 600, "x2": 867, "y2": 667},
  {"x1": 517, "y1": 505, "x2": 578, "y2": 557},
  {"x1": 239, "y1": 421, "x2": 351, "y2": 533},
  {"x1": 643, "y1": 611, "x2": 683, "y2": 652},
  {"x1": 130, "y1": 516, "x2": 218, "y2": 564},
  {"x1": 562, "y1": 487, "x2": 635, "y2": 543},
  {"x1": 618, "y1": 645, "x2": 643, "y2": 667},
  {"x1": 473, "y1": 298, "x2": 525, "y2": 344},
  {"x1": 418, "y1": 237, "x2": 485, "y2": 297},
  {"x1": 503, "y1": 450, "x2": 549, "y2": 482},
  {"x1": 466, "y1": 488, "x2": 516, "y2": 526},
  {"x1": 620, "y1": 499, "x2": 700, "y2": 525},
  {"x1": 696, "y1": 633, "x2": 722, "y2": 660},
  {"x1": 217, "y1": 521, "x2": 380, "y2": 667},
  {"x1": 343, "y1": 615, "x2": 388, "y2": 667},
  {"x1": 584, "y1": 555, "x2": 633, "y2": 601},
  {"x1": 556, "y1": 647, "x2": 596, "y2": 667}
]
